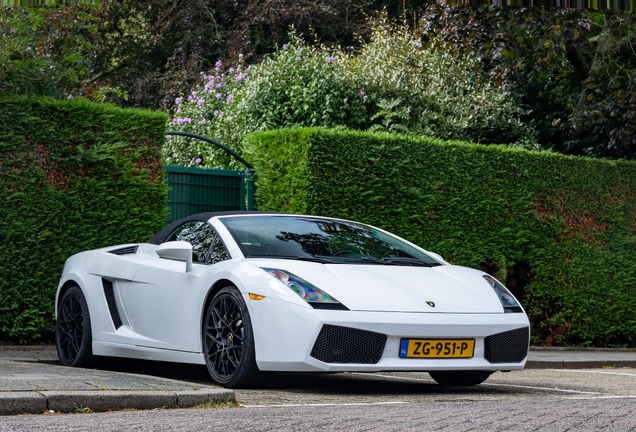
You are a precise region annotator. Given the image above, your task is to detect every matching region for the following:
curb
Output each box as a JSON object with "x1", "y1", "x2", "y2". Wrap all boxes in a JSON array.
[
  {"x1": 526, "y1": 360, "x2": 636, "y2": 369},
  {"x1": 0, "y1": 388, "x2": 235, "y2": 416}
]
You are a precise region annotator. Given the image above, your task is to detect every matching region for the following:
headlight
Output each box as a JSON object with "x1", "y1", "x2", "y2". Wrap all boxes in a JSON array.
[
  {"x1": 483, "y1": 275, "x2": 523, "y2": 313},
  {"x1": 262, "y1": 268, "x2": 348, "y2": 310}
]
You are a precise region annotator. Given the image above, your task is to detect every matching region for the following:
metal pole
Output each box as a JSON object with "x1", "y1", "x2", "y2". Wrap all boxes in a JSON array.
[{"x1": 246, "y1": 169, "x2": 255, "y2": 210}]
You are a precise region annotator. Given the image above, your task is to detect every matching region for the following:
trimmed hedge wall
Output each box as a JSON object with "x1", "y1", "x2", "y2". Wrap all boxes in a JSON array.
[
  {"x1": 245, "y1": 127, "x2": 636, "y2": 347},
  {"x1": 0, "y1": 96, "x2": 168, "y2": 343}
]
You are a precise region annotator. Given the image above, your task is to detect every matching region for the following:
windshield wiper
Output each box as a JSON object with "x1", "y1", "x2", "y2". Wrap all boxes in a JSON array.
[
  {"x1": 313, "y1": 255, "x2": 386, "y2": 264},
  {"x1": 380, "y1": 257, "x2": 441, "y2": 267},
  {"x1": 245, "y1": 254, "x2": 338, "y2": 264}
]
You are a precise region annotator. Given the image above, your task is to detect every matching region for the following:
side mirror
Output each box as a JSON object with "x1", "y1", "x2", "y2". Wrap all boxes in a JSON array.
[{"x1": 157, "y1": 241, "x2": 193, "y2": 272}]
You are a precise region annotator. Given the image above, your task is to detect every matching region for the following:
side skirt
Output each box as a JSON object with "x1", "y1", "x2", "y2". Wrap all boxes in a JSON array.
[{"x1": 92, "y1": 341, "x2": 206, "y2": 365}]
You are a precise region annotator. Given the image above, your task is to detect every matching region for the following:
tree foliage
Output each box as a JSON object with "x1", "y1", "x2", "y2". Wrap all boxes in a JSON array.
[
  {"x1": 419, "y1": 4, "x2": 636, "y2": 159},
  {"x1": 0, "y1": 1, "x2": 432, "y2": 110}
]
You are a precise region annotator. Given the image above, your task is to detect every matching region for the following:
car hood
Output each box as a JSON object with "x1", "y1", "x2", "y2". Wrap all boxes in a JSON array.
[{"x1": 247, "y1": 259, "x2": 504, "y2": 313}]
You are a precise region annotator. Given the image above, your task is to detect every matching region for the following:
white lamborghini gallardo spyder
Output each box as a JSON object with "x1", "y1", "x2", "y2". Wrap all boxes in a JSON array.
[{"x1": 55, "y1": 212, "x2": 530, "y2": 388}]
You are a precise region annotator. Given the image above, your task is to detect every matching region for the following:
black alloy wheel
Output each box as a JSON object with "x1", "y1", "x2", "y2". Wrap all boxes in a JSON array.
[
  {"x1": 203, "y1": 286, "x2": 264, "y2": 388},
  {"x1": 55, "y1": 286, "x2": 94, "y2": 367},
  {"x1": 429, "y1": 370, "x2": 492, "y2": 386}
]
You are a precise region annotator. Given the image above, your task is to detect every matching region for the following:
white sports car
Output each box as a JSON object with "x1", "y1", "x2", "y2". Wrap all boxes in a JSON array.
[{"x1": 56, "y1": 211, "x2": 530, "y2": 388}]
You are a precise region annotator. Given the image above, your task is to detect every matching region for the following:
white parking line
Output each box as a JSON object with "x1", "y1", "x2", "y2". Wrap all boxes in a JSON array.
[
  {"x1": 352, "y1": 373, "x2": 602, "y2": 395},
  {"x1": 558, "y1": 369, "x2": 636, "y2": 377},
  {"x1": 564, "y1": 395, "x2": 636, "y2": 400},
  {"x1": 242, "y1": 401, "x2": 408, "y2": 408}
]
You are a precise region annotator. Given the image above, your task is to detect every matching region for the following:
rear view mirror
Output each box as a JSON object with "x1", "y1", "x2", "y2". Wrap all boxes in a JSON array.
[{"x1": 157, "y1": 241, "x2": 193, "y2": 272}]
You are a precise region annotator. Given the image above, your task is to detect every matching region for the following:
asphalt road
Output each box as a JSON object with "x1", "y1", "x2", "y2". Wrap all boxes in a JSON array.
[{"x1": 1, "y1": 360, "x2": 635, "y2": 431}]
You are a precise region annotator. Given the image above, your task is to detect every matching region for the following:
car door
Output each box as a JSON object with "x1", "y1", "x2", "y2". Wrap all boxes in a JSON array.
[{"x1": 118, "y1": 221, "x2": 230, "y2": 353}]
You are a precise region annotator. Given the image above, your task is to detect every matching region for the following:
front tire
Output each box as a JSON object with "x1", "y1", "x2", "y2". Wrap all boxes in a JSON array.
[
  {"x1": 429, "y1": 371, "x2": 492, "y2": 386},
  {"x1": 56, "y1": 286, "x2": 94, "y2": 367},
  {"x1": 203, "y1": 286, "x2": 265, "y2": 388}
]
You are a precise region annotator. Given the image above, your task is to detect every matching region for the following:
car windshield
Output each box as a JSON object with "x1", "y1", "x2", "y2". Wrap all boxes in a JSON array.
[{"x1": 220, "y1": 215, "x2": 441, "y2": 266}]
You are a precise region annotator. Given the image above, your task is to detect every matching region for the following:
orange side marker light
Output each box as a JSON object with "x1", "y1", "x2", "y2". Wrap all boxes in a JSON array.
[{"x1": 248, "y1": 293, "x2": 266, "y2": 300}]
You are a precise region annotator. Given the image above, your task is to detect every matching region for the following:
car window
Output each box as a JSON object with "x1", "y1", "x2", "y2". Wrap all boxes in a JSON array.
[{"x1": 165, "y1": 221, "x2": 230, "y2": 264}]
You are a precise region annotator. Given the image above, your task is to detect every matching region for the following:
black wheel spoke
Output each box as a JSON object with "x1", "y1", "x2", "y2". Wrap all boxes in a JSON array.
[
  {"x1": 57, "y1": 291, "x2": 85, "y2": 364},
  {"x1": 204, "y1": 292, "x2": 246, "y2": 382}
]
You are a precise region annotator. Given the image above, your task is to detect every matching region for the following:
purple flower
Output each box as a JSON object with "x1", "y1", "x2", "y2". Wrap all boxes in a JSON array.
[
  {"x1": 295, "y1": 56, "x2": 301, "y2": 62},
  {"x1": 197, "y1": 99, "x2": 204, "y2": 106},
  {"x1": 10, "y1": 28, "x2": 17, "y2": 33},
  {"x1": 226, "y1": 94, "x2": 233, "y2": 103},
  {"x1": 26, "y1": 46, "x2": 31, "y2": 51},
  {"x1": 238, "y1": 53, "x2": 244, "y2": 59},
  {"x1": 200, "y1": 118, "x2": 207, "y2": 124},
  {"x1": 176, "y1": 107, "x2": 181, "y2": 113},
  {"x1": 49, "y1": 65, "x2": 55, "y2": 69},
  {"x1": 166, "y1": 135, "x2": 172, "y2": 140},
  {"x1": 283, "y1": 44, "x2": 288, "y2": 50},
  {"x1": 229, "y1": 67, "x2": 234, "y2": 73},
  {"x1": 360, "y1": 91, "x2": 365, "y2": 97},
  {"x1": 326, "y1": 56, "x2": 333, "y2": 63},
  {"x1": 215, "y1": 60, "x2": 222, "y2": 68},
  {"x1": 45, "y1": 53, "x2": 50, "y2": 58},
  {"x1": 188, "y1": 95, "x2": 193, "y2": 102},
  {"x1": 175, "y1": 97, "x2": 182, "y2": 104},
  {"x1": 235, "y1": 73, "x2": 244, "y2": 81},
  {"x1": 195, "y1": 158, "x2": 202, "y2": 164},
  {"x1": 216, "y1": 83, "x2": 223, "y2": 89},
  {"x1": 213, "y1": 110, "x2": 219, "y2": 116}
]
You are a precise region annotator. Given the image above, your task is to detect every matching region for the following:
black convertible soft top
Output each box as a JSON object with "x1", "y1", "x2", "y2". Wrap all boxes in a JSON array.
[{"x1": 146, "y1": 211, "x2": 287, "y2": 245}]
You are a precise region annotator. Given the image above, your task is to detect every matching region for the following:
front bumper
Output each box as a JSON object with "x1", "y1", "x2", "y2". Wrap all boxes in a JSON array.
[{"x1": 247, "y1": 296, "x2": 530, "y2": 372}]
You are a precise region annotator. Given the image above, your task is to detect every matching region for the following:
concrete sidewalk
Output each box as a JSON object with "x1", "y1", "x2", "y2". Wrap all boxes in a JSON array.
[
  {"x1": 0, "y1": 346, "x2": 234, "y2": 416},
  {"x1": 1, "y1": 345, "x2": 635, "y2": 415}
]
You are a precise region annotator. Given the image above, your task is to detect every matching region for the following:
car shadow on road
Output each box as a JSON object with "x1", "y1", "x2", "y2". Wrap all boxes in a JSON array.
[{"x1": 91, "y1": 356, "x2": 515, "y2": 396}]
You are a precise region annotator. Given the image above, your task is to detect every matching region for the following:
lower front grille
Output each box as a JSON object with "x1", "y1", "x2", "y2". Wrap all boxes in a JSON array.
[
  {"x1": 310, "y1": 324, "x2": 387, "y2": 364},
  {"x1": 484, "y1": 327, "x2": 529, "y2": 363}
]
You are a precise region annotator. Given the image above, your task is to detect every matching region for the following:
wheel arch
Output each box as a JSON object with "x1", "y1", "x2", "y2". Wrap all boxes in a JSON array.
[
  {"x1": 56, "y1": 279, "x2": 82, "y2": 316},
  {"x1": 201, "y1": 278, "x2": 236, "y2": 333}
]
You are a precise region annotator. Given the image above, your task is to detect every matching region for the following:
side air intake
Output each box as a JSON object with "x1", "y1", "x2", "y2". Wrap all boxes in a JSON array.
[
  {"x1": 108, "y1": 245, "x2": 139, "y2": 256},
  {"x1": 102, "y1": 279, "x2": 123, "y2": 329}
]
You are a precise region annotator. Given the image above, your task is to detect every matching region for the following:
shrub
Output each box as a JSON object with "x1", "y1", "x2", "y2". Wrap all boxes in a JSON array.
[
  {"x1": 167, "y1": 25, "x2": 535, "y2": 169},
  {"x1": 0, "y1": 96, "x2": 168, "y2": 343},
  {"x1": 245, "y1": 127, "x2": 636, "y2": 347},
  {"x1": 164, "y1": 44, "x2": 367, "y2": 169}
]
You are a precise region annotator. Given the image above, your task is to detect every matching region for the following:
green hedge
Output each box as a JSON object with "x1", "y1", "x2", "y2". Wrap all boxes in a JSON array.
[
  {"x1": 0, "y1": 96, "x2": 168, "y2": 343},
  {"x1": 245, "y1": 127, "x2": 636, "y2": 347}
]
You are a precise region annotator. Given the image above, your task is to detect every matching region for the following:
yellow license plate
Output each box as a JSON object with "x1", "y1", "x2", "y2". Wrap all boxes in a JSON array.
[{"x1": 399, "y1": 339, "x2": 475, "y2": 358}]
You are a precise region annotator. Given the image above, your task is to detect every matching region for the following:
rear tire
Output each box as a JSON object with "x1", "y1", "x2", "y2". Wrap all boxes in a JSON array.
[
  {"x1": 203, "y1": 286, "x2": 267, "y2": 388},
  {"x1": 429, "y1": 371, "x2": 492, "y2": 386},
  {"x1": 56, "y1": 286, "x2": 94, "y2": 367}
]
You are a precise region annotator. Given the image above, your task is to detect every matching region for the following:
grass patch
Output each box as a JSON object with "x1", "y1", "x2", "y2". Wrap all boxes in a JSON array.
[{"x1": 194, "y1": 399, "x2": 240, "y2": 409}]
